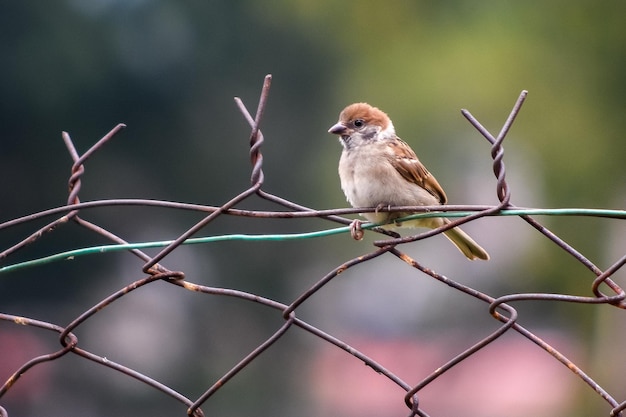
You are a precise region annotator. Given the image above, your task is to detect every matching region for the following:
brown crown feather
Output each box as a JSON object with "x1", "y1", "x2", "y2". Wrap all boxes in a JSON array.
[{"x1": 339, "y1": 103, "x2": 391, "y2": 129}]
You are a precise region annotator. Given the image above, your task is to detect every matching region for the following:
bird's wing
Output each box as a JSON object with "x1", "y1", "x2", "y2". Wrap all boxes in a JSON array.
[{"x1": 386, "y1": 137, "x2": 448, "y2": 204}]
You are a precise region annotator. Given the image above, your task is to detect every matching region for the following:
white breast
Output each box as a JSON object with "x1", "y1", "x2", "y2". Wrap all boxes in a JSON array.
[{"x1": 338, "y1": 143, "x2": 439, "y2": 224}]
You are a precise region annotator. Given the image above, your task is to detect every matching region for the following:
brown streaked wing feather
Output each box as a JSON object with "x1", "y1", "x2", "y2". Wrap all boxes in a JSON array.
[{"x1": 387, "y1": 138, "x2": 448, "y2": 204}]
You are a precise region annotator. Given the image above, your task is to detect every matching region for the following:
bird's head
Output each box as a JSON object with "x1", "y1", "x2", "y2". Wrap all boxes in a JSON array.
[{"x1": 328, "y1": 103, "x2": 396, "y2": 149}]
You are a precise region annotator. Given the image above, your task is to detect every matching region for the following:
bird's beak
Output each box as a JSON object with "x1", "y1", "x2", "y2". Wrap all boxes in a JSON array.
[{"x1": 328, "y1": 123, "x2": 347, "y2": 135}]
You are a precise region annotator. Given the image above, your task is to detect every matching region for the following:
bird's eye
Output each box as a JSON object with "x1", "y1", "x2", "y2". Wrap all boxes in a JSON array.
[{"x1": 353, "y1": 119, "x2": 364, "y2": 128}]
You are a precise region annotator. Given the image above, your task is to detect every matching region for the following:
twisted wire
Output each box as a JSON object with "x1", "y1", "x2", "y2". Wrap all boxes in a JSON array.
[{"x1": 0, "y1": 76, "x2": 624, "y2": 417}]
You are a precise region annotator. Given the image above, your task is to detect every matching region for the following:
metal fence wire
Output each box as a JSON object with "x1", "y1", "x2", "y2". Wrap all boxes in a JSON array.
[{"x1": 1, "y1": 74, "x2": 625, "y2": 417}]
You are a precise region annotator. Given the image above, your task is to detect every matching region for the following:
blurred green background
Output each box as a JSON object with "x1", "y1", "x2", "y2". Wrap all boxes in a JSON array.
[{"x1": 1, "y1": 1, "x2": 625, "y2": 416}]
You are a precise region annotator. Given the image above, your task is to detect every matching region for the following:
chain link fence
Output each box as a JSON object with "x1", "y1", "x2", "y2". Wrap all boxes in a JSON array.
[{"x1": 1, "y1": 75, "x2": 625, "y2": 417}]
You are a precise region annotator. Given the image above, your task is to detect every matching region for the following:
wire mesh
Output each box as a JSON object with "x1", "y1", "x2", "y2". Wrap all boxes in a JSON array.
[{"x1": 1, "y1": 74, "x2": 625, "y2": 417}]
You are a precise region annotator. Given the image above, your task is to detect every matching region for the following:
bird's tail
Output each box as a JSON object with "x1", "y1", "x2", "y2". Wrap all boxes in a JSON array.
[{"x1": 443, "y1": 224, "x2": 490, "y2": 261}]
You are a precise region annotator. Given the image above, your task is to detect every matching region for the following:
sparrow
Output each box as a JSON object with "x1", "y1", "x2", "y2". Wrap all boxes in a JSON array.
[{"x1": 328, "y1": 102, "x2": 489, "y2": 261}]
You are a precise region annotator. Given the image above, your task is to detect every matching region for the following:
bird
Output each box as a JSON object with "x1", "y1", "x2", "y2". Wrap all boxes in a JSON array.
[{"x1": 328, "y1": 102, "x2": 489, "y2": 261}]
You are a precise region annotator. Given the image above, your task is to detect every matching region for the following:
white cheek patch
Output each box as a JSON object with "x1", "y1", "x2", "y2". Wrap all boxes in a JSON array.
[{"x1": 379, "y1": 122, "x2": 396, "y2": 139}]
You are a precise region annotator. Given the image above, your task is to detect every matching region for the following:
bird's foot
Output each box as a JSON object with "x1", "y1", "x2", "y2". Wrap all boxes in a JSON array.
[
  {"x1": 375, "y1": 203, "x2": 391, "y2": 214},
  {"x1": 349, "y1": 219, "x2": 364, "y2": 240}
]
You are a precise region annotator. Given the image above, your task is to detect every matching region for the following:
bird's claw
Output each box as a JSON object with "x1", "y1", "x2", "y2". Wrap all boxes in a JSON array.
[
  {"x1": 350, "y1": 219, "x2": 364, "y2": 240},
  {"x1": 375, "y1": 203, "x2": 391, "y2": 214}
]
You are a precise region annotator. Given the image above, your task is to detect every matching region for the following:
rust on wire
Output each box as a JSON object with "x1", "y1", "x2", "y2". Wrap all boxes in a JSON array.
[{"x1": 0, "y1": 75, "x2": 625, "y2": 417}]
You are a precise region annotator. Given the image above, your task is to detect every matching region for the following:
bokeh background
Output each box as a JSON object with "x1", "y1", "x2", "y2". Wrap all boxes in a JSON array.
[{"x1": 1, "y1": 1, "x2": 625, "y2": 416}]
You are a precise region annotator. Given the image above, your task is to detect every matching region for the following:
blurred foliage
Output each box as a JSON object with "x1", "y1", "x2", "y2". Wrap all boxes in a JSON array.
[{"x1": 1, "y1": 1, "x2": 625, "y2": 416}]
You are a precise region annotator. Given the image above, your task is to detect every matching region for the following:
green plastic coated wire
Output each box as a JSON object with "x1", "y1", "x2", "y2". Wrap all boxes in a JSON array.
[{"x1": 1, "y1": 208, "x2": 624, "y2": 275}]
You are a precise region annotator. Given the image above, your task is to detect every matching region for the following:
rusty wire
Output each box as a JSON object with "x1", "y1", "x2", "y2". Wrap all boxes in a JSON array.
[{"x1": 1, "y1": 74, "x2": 625, "y2": 417}]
